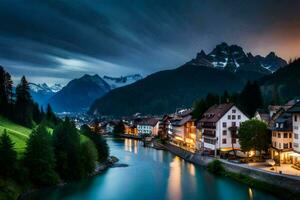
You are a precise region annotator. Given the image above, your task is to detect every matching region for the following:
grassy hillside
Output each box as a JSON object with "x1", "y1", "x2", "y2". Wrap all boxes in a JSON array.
[
  {"x1": 0, "y1": 116, "x2": 32, "y2": 153},
  {"x1": 0, "y1": 116, "x2": 88, "y2": 155}
]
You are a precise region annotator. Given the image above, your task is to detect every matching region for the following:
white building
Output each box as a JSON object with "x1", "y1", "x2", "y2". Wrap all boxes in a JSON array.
[
  {"x1": 137, "y1": 118, "x2": 160, "y2": 136},
  {"x1": 288, "y1": 102, "x2": 300, "y2": 153},
  {"x1": 199, "y1": 103, "x2": 249, "y2": 155}
]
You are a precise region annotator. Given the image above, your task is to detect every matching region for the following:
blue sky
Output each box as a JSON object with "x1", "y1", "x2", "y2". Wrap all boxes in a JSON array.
[{"x1": 0, "y1": 0, "x2": 299, "y2": 85}]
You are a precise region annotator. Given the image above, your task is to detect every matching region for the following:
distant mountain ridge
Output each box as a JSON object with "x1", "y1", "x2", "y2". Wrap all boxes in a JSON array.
[
  {"x1": 103, "y1": 74, "x2": 143, "y2": 89},
  {"x1": 29, "y1": 83, "x2": 63, "y2": 106},
  {"x1": 47, "y1": 74, "x2": 111, "y2": 112},
  {"x1": 187, "y1": 42, "x2": 287, "y2": 74}
]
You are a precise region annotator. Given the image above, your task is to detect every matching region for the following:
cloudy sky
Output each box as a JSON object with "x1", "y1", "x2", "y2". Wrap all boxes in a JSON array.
[{"x1": 0, "y1": 0, "x2": 299, "y2": 85}]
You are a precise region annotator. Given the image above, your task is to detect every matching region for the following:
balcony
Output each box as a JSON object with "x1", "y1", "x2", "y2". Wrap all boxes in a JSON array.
[
  {"x1": 200, "y1": 123, "x2": 216, "y2": 129},
  {"x1": 203, "y1": 129, "x2": 216, "y2": 137}
]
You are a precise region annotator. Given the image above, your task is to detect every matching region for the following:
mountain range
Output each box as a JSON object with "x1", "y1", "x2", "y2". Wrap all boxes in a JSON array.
[
  {"x1": 89, "y1": 42, "x2": 288, "y2": 116},
  {"x1": 29, "y1": 83, "x2": 63, "y2": 106},
  {"x1": 187, "y1": 42, "x2": 287, "y2": 76}
]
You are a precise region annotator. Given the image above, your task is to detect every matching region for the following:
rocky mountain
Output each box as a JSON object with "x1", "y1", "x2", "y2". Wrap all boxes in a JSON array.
[
  {"x1": 259, "y1": 58, "x2": 300, "y2": 104},
  {"x1": 29, "y1": 83, "x2": 63, "y2": 106},
  {"x1": 88, "y1": 43, "x2": 288, "y2": 116},
  {"x1": 89, "y1": 64, "x2": 245, "y2": 116},
  {"x1": 187, "y1": 42, "x2": 287, "y2": 76},
  {"x1": 48, "y1": 74, "x2": 111, "y2": 112},
  {"x1": 103, "y1": 74, "x2": 143, "y2": 89}
]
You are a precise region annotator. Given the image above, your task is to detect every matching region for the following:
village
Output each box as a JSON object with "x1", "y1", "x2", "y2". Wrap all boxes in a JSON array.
[{"x1": 89, "y1": 100, "x2": 300, "y2": 178}]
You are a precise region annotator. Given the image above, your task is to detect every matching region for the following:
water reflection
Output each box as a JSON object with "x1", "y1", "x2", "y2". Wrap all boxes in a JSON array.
[
  {"x1": 167, "y1": 157, "x2": 182, "y2": 200},
  {"x1": 248, "y1": 188, "x2": 254, "y2": 200},
  {"x1": 124, "y1": 138, "x2": 139, "y2": 154}
]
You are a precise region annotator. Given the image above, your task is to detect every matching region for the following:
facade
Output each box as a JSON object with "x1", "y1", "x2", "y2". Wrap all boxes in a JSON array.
[
  {"x1": 169, "y1": 115, "x2": 197, "y2": 152},
  {"x1": 158, "y1": 115, "x2": 173, "y2": 140},
  {"x1": 137, "y1": 118, "x2": 160, "y2": 136},
  {"x1": 270, "y1": 112, "x2": 293, "y2": 165},
  {"x1": 269, "y1": 102, "x2": 300, "y2": 166},
  {"x1": 199, "y1": 103, "x2": 249, "y2": 155},
  {"x1": 124, "y1": 124, "x2": 138, "y2": 136},
  {"x1": 288, "y1": 102, "x2": 300, "y2": 153}
]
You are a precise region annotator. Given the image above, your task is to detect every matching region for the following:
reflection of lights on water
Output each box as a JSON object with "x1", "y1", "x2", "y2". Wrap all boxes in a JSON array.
[
  {"x1": 248, "y1": 188, "x2": 253, "y2": 200},
  {"x1": 124, "y1": 139, "x2": 138, "y2": 154},
  {"x1": 134, "y1": 140, "x2": 138, "y2": 154},
  {"x1": 167, "y1": 157, "x2": 182, "y2": 200},
  {"x1": 188, "y1": 164, "x2": 195, "y2": 176}
]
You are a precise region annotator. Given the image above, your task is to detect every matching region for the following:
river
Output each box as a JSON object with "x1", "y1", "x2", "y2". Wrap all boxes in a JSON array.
[{"x1": 28, "y1": 137, "x2": 279, "y2": 200}]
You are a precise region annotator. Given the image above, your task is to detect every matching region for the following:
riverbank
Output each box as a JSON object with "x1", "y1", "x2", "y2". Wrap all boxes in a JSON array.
[
  {"x1": 17, "y1": 156, "x2": 119, "y2": 200},
  {"x1": 154, "y1": 140, "x2": 300, "y2": 199}
]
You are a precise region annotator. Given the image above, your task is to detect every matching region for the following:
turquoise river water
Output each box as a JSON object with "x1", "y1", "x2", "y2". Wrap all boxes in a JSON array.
[{"x1": 28, "y1": 137, "x2": 279, "y2": 200}]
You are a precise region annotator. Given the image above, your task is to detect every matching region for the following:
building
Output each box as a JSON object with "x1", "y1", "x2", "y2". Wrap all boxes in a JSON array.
[
  {"x1": 169, "y1": 115, "x2": 197, "y2": 152},
  {"x1": 288, "y1": 102, "x2": 300, "y2": 154},
  {"x1": 137, "y1": 118, "x2": 160, "y2": 136},
  {"x1": 106, "y1": 120, "x2": 119, "y2": 133},
  {"x1": 124, "y1": 123, "x2": 138, "y2": 136},
  {"x1": 254, "y1": 109, "x2": 271, "y2": 125},
  {"x1": 158, "y1": 115, "x2": 173, "y2": 140},
  {"x1": 270, "y1": 112, "x2": 293, "y2": 165},
  {"x1": 199, "y1": 103, "x2": 249, "y2": 156}
]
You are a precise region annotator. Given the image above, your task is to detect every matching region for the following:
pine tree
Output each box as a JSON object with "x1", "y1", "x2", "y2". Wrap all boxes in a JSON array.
[
  {"x1": 4, "y1": 72, "x2": 14, "y2": 118},
  {"x1": 81, "y1": 124, "x2": 109, "y2": 163},
  {"x1": 80, "y1": 140, "x2": 98, "y2": 177},
  {"x1": 0, "y1": 130, "x2": 17, "y2": 179},
  {"x1": 239, "y1": 81, "x2": 263, "y2": 117},
  {"x1": 15, "y1": 76, "x2": 33, "y2": 127},
  {"x1": 53, "y1": 117, "x2": 82, "y2": 180},
  {"x1": 24, "y1": 125, "x2": 59, "y2": 186},
  {"x1": 46, "y1": 104, "x2": 58, "y2": 126},
  {"x1": 0, "y1": 66, "x2": 8, "y2": 115}
]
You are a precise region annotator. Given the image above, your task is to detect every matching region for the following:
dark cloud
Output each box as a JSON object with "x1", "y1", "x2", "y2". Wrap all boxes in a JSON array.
[{"x1": 0, "y1": 0, "x2": 299, "y2": 84}]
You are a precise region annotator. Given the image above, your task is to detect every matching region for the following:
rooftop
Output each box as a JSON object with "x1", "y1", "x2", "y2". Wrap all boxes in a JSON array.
[{"x1": 200, "y1": 103, "x2": 234, "y2": 123}]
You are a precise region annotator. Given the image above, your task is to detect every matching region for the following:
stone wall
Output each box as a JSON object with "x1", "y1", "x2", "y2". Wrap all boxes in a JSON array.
[{"x1": 162, "y1": 142, "x2": 300, "y2": 195}]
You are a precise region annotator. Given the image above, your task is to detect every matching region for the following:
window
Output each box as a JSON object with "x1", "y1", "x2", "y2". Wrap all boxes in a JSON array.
[
  {"x1": 228, "y1": 115, "x2": 231, "y2": 120},
  {"x1": 290, "y1": 142, "x2": 293, "y2": 148},
  {"x1": 232, "y1": 115, "x2": 236, "y2": 120},
  {"x1": 232, "y1": 109, "x2": 236, "y2": 113},
  {"x1": 279, "y1": 143, "x2": 281, "y2": 149},
  {"x1": 295, "y1": 115, "x2": 298, "y2": 122},
  {"x1": 294, "y1": 143, "x2": 299, "y2": 148},
  {"x1": 283, "y1": 143, "x2": 288, "y2": 149},
  {"x1": 276, "y1": 123, "x2": 279, "y2": 128},
  {"x1": 223, "y1": 122, "x2": 227, "y2": 128},
  {"x1": 295, "y1": 126, "x2": 298, "y2": 130},
  {"x1": 222, "y1": 130, "x2": 227, "y2": 136},
  {"x1": 289, "y1": 133, "x2": 292, "y2": 138},
  {"x1": 238, "y1": 115, "x2": 241, "y2": 120},
  {"x1": 280, "y1": 123, "x2": 283, "y2": 128},
  {"x1": 274, "y1": 142, "x2": 277, "y2": 148},
  {"x1": 295, "y1": 134, "x2": 299, "y2": 139},
  {"x1": 284, "y1": 133, "x2": 288, "y2": 138},
  {"x1": 272, "y1": 132, "x2": 276, "y2": 137},
  {"x1": 232, "y1": 122, "x2": 236, "y2": 127},
  {"x1": 222, "y1": 138, "x2": 227, "y2": 144},
  {"x1": 232, "y1": 138, "x2": 236, "y2": 144},
  {"x1": 278, "y1": 133, "x2": 281, "y2": 138}
]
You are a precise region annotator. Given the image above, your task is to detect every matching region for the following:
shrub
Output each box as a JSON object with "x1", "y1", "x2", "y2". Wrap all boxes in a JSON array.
[{"x1": 207, "y1": 160, "x2": 225, "y2": 175}]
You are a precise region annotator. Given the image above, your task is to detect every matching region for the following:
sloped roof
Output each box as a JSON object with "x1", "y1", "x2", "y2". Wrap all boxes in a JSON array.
[
  {"x1": 137, "y1": 118, "x2": 160, "y2": 126},
  {"x1": 200, "y1": 103, "x2": 234, "y2": 123},
  {"x1": 272, "y1": 112, "x2": 292, "y2": 131},
  {"x1": 288, "y1": 101, "x2": 300, "y2": 113}
]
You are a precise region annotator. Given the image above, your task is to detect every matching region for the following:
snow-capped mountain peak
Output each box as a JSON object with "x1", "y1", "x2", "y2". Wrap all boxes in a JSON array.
[
  {"x1": 103, "y1": 74, "x2": 143, "y2": 89},
  {"x1": 187, "y1": 42, "x2": 287, "y2": 74}
]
